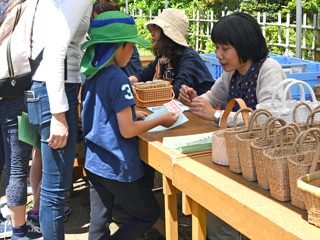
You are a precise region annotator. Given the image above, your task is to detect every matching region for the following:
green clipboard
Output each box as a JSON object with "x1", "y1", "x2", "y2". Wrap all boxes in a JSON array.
[{"x1": 18, "y1": 112, "x2": 41, "y2": 151}]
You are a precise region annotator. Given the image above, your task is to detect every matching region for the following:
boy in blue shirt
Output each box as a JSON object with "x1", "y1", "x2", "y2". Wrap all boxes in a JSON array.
[{"x1": 80, "y1": 11, "x2": 178, "y2": 240}]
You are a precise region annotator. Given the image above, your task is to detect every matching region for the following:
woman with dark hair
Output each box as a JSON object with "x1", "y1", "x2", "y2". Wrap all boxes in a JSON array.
[
  {"x1": 179, "y1": 11, "x2": 288, "y2": 240},
  {"x1": 129, "y1": 8, "x2": 214, "y2": 97},
  {"x1": 179, "y1": 12, "x2": 288, "y2": 127}
]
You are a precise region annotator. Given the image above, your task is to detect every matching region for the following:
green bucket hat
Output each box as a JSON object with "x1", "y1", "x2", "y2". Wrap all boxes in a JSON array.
[{"x1": 81, "y1": 11, "x2": 150, "y2": 79}]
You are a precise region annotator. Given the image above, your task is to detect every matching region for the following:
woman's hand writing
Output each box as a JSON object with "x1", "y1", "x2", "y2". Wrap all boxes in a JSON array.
[
  {"x1": 190, "y1": 96, "x2": 216, "y2": 121},
  {"x1": 47, "y1": 112, "x2": 69, "y2": 149},
  {"x1": 178, "y1": 84, "x2": 198, "y2": 107}
]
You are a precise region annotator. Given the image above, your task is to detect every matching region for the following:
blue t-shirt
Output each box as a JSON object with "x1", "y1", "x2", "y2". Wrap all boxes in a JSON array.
[{"x1": 81, "y1": 65, "x2": 144, "y2": 182}]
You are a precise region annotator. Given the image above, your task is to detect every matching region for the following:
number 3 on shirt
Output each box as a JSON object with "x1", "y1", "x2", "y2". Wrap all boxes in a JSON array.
[{"x1": 121, "y1": 84, "x2": 134, "y2": 100}]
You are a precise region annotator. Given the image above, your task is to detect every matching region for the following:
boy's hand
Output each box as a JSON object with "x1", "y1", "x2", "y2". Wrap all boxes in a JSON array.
[
  {"x1": 160, "y1": 112, "x2": 179, "y2": 128},
  {"x1": 178, "y1": 84, "x2": 198, "y2": 107},
  {"x1": 136, "y1": 111, "x2": 148, "y2": 120}
]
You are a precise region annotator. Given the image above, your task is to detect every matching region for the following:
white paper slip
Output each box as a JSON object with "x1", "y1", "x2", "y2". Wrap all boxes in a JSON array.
[
  {"x1": 146, "y1": 106, "x2": 166, "y2": 112},
  {"x1": 146, "y1": 100, "x2": 190, "y2": 113},
  {"x1": 144, "y1": 107, "x2": 189, "y2": 132}
]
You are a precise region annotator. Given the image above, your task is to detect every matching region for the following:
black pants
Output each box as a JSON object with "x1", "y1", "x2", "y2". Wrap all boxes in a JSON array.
[
  {"x1": 86, "y1": 164, "x2": 160, "y2": 240},
  {"x1": 112, "y1": 163, "x2": 156, "y2": 224}
]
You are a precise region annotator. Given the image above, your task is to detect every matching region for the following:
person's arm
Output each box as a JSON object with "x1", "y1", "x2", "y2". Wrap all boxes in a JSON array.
[
  {"x1": 130, "y1": 57, "x2": 158, "y2": 84},
  {"x1": 42, "y1": 0, "x2": 92, "y2": 114},
  {"x1": 41, "y1": 0, "x2": 92, "y2": 148},
  {"x1": 117, "y1": 107, "x2": 178, "y2": 138},
  {"x1": 171, "y1": 49, "x2": 214, "y2": 97}
]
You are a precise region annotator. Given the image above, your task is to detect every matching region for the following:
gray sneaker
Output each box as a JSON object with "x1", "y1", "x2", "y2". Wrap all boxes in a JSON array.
[{"x1": 0, "y1": 218, "x2": 13, "y2": 238}]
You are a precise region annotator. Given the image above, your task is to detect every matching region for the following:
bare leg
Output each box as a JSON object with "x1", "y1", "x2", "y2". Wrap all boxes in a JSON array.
[
  {"x1": 9, "y1": 205, "x2": 26, "y2": 227},
  {"x1": 30, "y1": 148, "x2": 42, "y2": 211}
]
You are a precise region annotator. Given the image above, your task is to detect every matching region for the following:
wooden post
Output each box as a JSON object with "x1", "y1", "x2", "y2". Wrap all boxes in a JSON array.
[
  {"x1": 199, "y1": 10, "x2": 204, "y2": 51},
  {"x1": 163, "y1": 176, "x2": 180, "y2": 240},
  {"x1": 196, "y1": 10, "x2": 200, "y2": 52},
  {"x1": 262, "y1": 12, "x2": 266, "y2": 38},
  {"x1": 278, "y1": 12, "x2": 282, "y2": 44},
  {"x1": 302, "y1": 13, "x2": 307, "y2": 59},
  {"x1": 191, "y1": 201, "x2": 206, "y2": 240},
  {"x1": 316, "y1": 14, "x2": 320, "y2": 62},
  {"x1": 285, "y1": 13, "x2": 290, "y2": 56},
  {"x1": 312, "y1": 14, "x2": 316, "y2": 61}
]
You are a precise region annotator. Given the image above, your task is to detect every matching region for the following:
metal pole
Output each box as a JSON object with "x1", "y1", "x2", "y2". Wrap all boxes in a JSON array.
[
  {"x1": 165, "y1": 0, "x2": 168, "y2": 9},
  {"x1": 296, "y1": 0, "x2": 302, "y2": 58},
  {"x1": 126, "y1": 0, "x2": 128, "y2": 13}
]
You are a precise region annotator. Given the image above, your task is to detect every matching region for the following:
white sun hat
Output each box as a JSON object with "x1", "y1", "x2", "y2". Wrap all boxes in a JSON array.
[{"x1": 145, "y1": 8, "x2": 189, "y2": 47}]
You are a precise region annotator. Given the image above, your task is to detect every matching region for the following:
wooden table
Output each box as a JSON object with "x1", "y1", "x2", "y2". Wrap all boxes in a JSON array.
[
  {"x1": 171, "y1": 154, "x2": 320, "y2": 240},
  {"x1": 137, "y1": 108, "x2": 219, "y2": 239}
]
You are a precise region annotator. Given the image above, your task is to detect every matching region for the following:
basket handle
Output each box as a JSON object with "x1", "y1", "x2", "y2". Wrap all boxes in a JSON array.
[
  {"x1": 306, "y1": 109, "x2": 320, "y2": 130},
  {"x1": 231, "y1": 107, "x2": 253, "y2": 129},
  {"x1": 262, "y1": 117, "x2": 287, "y2": 138},
  {"x1": 132, "y1": 86, "x2": 175, "y2": 103},
  {"x1": 310, "y1": 142, "x2": 320, "y2": 174},
  {"x1": 292, "y1": 127, "x2": 320, "y2": 154},
  {"x1": 281, "y1": 80, "x2": 317, "y2": 111},
  {"x1": 220, "y1": 98, "x2": 250, "y2": 129},
  {"x1": 261, "y1": 116, "x2": 278, "y2": 138},
  {"x1": 293, "y1": 102, "x2": 312, "y2": 123},
  {"x1": 272, "y1": 125, "x2": 298, "y2": 147},
  {"x1": 270, "y1": 78, "x2": 304, "y2": 107},
  {"x1": 247, "y1": 109, "x2": 273, "y2": 132},
  {"x1": 287, "y1": 122, "x2": 301, "y2": 135}
]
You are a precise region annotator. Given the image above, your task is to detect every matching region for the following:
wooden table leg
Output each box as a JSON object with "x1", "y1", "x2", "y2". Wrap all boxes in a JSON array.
[
  {"x1": 191, "y1": 200, "x2": 207, "y2": 240},
  {"x1": 163, "y1": 176, "x2": 180, "y2": 240}
]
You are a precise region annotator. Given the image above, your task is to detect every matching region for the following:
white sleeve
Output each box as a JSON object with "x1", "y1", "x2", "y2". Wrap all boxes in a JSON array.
[{"x1": 38, "y1": 0, "x2": 92, "y2": 114}]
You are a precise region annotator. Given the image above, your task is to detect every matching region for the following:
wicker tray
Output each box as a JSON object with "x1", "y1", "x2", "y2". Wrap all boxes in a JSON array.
[{"x1": 133, "y1": 85, "x2": 174, "y2": 107}]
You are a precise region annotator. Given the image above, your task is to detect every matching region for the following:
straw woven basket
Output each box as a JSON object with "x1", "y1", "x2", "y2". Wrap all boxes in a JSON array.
[
  {"x1": 263, "y1": 125, "x2": 300, "y2": 201},
  {"x1": 288, "y1": 128, "x2": 320, "y2": 209},
  {"x1": 251, "y1": 117, "x2": 287, "y2": 190},
  {"x1": 212, "y1": 98, "x2": 251, "y2": 166},
  {"x1": 132, "y1": 85, "x2": 174, "y2": 107},
  {"x1": 220, "y1": 99, "x2": 251, "y2": 173},
  {"x1": 223, "y1": 109, "x2": 253, "y2": 173},
  {"x1": 305, "y1": 108, "x2": 320, "y2": 130},
  {"x1": 236, "y1": 110, "x2": 273, "y2": 181},
  {"x1": 293, "y1": 102, "x2": 312, "y2": 132},
  {"x1": 297, "y1": 142, "x2": 320, "y2": 227}
]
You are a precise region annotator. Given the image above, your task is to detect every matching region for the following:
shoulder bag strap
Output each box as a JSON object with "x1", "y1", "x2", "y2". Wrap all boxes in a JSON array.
[{"x1": 6, "y1": 4, "x2": 22, "y2": 82}]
